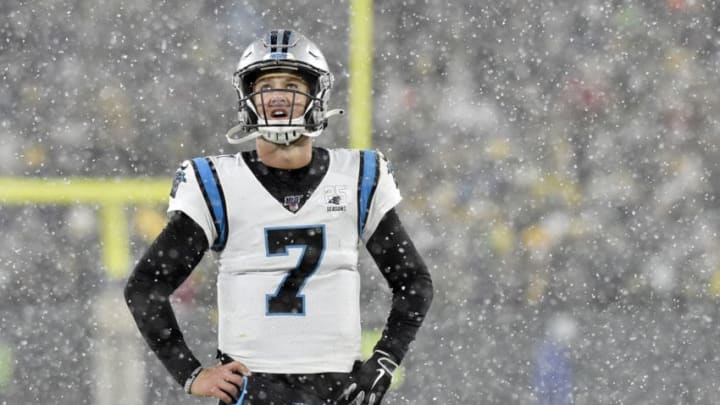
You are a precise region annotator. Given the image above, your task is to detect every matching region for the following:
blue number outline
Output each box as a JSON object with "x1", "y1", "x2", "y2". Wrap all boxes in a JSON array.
[{"x1": 264, "y1": 225, "x2": 326, "y2": 316}]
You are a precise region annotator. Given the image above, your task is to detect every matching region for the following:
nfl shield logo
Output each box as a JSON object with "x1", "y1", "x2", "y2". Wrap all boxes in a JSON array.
[{"x1": 284, "y1": 195, "x2": 302, "y2": 212}]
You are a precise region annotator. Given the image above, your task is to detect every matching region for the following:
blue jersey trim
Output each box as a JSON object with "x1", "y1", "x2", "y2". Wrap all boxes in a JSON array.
[
  {"x1": 358, "y1": 150, "x2": 378, "y2": 236},
  {"x1": 192, "y1": 157, "x2": 227, "y2": 251}
]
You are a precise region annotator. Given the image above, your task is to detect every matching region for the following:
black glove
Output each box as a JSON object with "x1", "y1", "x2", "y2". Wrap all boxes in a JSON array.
[{"x1": 336, "y1": 350, "x2": 398, "y2": 405}]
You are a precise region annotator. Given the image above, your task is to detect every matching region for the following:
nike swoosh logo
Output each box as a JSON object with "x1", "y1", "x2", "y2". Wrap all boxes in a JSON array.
[{"x1": 372, "y1": 368, "x2": 386, "y2": 388}]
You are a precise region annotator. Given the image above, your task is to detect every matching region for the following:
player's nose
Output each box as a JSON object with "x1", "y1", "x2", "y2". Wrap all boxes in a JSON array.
[{"x1": 268, "y1": 92, "x2": 290, "y2": 105}]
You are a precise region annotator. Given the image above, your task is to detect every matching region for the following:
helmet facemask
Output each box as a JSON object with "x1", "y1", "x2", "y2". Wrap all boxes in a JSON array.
[{"x1": 232, "y1": 71, "x2": 328, "y2": 145}]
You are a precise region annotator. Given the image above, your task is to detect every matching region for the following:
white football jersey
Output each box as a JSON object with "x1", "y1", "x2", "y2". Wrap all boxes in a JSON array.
[{"x1": 167, "y1": 148, "x2": 401, "y2": 373}]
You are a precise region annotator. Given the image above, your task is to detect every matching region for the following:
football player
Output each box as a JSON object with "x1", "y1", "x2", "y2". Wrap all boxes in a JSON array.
[{"x1": 124, "y1": 29, "x2": 433, "y2": 405}]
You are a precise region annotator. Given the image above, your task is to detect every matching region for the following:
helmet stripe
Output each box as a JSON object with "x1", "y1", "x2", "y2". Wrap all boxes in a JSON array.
[
  {"x1": 281, "y1": 30, "x2": 292, "y2": 53},
  {"x1": 269, "y1": 30, "x2": 278, "y2": 53}
]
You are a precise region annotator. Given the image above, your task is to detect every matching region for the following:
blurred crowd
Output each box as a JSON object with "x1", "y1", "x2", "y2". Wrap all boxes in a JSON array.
[{"x1": 3, "y1": 0, "x2": 720, "y2": 404}]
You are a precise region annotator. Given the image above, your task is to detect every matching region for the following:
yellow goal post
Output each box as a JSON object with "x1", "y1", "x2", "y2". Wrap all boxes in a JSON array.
[{"x1": 0, "y1": 176, "x2": 168, "y2": 280}]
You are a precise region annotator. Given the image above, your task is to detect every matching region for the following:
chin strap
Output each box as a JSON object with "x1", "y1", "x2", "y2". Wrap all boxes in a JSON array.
[
  {"x1": 225, "y1": 108, "x2": 345, "y2": 145},
  {"x1": 224, "y1": 124, "x2": 262, "y2": 145},
  {"x1": 325, "y1": 108, "x2": 345, "y2": 119}
]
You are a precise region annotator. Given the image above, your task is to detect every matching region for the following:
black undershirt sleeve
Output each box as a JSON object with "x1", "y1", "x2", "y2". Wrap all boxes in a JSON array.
[
  {"x1": 123, "y1": 211, "x2": 209, "y2": 386},
  {"x1": 365, "y1": 208, "x2": 434, "y2": 363}
]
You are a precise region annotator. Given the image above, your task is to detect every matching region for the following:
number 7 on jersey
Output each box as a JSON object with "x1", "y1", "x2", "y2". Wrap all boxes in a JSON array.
[{"x1": 264, "y1": 225, "x2": 326, "y2": 315}]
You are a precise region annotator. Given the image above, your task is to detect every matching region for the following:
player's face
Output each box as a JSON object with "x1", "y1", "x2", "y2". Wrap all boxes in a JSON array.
[{"x1": 252, "y1": 72, "x2": 310, "y2": 121}]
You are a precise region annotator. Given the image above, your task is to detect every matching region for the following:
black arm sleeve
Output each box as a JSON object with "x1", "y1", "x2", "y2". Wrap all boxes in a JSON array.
[
  {"x1": 123, "y1": 211, "x2": 209, "y2": 386},
  {"x1": 365, "y1": 208, "x2": 433, "y2": 363}
]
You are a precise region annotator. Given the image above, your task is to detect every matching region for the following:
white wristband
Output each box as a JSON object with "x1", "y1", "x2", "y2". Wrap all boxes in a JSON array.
[{"x1": 184, "y1": 366, "x2": 204, "y2": 394}]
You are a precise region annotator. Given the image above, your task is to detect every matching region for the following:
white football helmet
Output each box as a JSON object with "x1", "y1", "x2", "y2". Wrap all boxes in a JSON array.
[{"x1": 226, "y1": 30, "x2": 344, "y2": 145}]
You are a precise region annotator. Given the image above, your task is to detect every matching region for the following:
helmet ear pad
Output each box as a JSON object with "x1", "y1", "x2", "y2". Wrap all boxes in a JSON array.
[
  {"x1": 306, "y1": 99, "x2": 325, "y2": 128},
  {"x1": 237, "y1": 107, "x2": 253, "y2": 126}
]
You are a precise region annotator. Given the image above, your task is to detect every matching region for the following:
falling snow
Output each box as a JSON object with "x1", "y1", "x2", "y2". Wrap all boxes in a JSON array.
[{"x1": 3, "y1": 0, "x2": 720, "y2": 404}]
